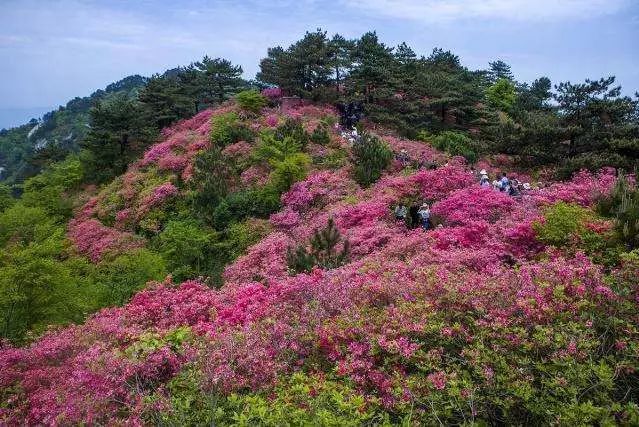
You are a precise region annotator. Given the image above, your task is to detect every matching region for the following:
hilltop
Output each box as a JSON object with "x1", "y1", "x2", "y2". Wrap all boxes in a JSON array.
[
  {"x1": 0, "y1": 29, "x2": 638, "y2": 425},
  {"x1": 1, "y1": 94, "x2": 638, "y2": 425}
]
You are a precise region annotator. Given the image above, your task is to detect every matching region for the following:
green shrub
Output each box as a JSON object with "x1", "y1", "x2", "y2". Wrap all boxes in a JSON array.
[
  {"x1": 147, "y1": 370, "x2": 384, "y2": 426},
  {"x1": 210, "y1": 112, "x2": 253, "y2": 147},
  {"x1": 213, "y1": 187, "x2": 281, "y2": 230},
  {"x1": 315, "y1": 148, "x2": 348, "y2": 169},
  {"x1": 270, "y1": 152, "x2": 311, "y2": 193},
  {"x1": 21, "y1": 156, "x2": 84, "y2": 219},
  {"x1": 253, "y1": 132, "x2": 302, "y2": 164},
  {"x1": 598, "y1": 174, "x2": 639, "y2": 249},
  {"x1": 94, "y1": 248, "x2": 166, "y2": 306},
  {"x1": 190, "y1": 147, "x2": 231, "y2": 222},
  {"x1": 351, "y1": 133, "x2": 392, "y2": 187},
  {"x1": 0, "y1": 184, "x2": 14, "y2": 213},
  {"x1": 534, "y1": 202, "x2": 591, "y2": 247},
  {"x1": 431, "y1": 131, "x2": 478, "y2": 163},
  {"x1": 274, "y1": 117, "x2": 309, "y2": 147},
  {"x1": 310, "y1": 123, "x2": 331, "y2": 145},
  {"x1": 222, "y1": 219, "x2": 272, "y2": 260},
  {"x1": 152, "y1": 219, "x2": 215, "y2": 281},
  {"x1": 235, "y1": 90, "x2": 267, "y2": 113},
  {"x1": 222, "y1": 373, "x2": 384, "y2": 426}
]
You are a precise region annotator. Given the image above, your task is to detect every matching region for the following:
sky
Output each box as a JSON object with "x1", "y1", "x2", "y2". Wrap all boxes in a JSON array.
[{"x1": 0, "y1": 0, "x2": 638, "y2": 128}]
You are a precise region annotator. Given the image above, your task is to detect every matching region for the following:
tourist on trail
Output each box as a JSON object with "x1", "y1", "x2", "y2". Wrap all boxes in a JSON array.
[
  {"x1": 418, "y1": 203, "x2": 431, "y2": 230},
  {"x1": 499, "y1": 173, "x2": 510, "y2": 192},
  {"x1": 396, "y1": 149, "x2": 410, "y2": 167},
  {"x1": 394, "y1": 203, "x2": 408, "y2": 222},
  {"x1": 479, "y1": 169, "x2": 490, "y2": 188}
]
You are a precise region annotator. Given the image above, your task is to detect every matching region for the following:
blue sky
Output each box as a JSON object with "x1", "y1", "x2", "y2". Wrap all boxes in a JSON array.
[{"x1": 1, "y1": 0, "x2": 638, "y2": 128}]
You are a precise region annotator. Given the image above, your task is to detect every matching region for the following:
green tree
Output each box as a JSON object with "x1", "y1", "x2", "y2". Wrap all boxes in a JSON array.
[
  {"x1": 190, "y1": 147, "x2": 232, "y2": 223},
  {"x1": 192, "y1": 56, "x2": 245, "y2": 105},
  {"x1": 287, "y1": 218, "x2": 350, "y2": 274},
  {"x1": 553, "y1": 76, "x2": 639, "y2": 173},
  {"x1": 487, "y1": 78, "x2": 517, "y2": 113},
  {"x1": 138, "y1": 74, "x2": 195, "y2": 129},
  {"x1": 81, "y1": 94, "x2": 153, "y2": 183},
  {"x1": 488, "y1": 60, "x2": 514, "y2": 82},
  {"x1": 153, "y1": 220, "x2": 214, "y2": 281},
  {"x1": 257, "y1": 29, "x2": 335, "y2": 98}
]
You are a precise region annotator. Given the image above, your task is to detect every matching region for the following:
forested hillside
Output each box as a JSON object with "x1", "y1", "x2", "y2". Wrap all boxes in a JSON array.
[
  {"x1": 1, "y1": 30, "x2": 638, "y2": 425},
  {"x1": 0, "y1": 75, "x2": 147, "y2": 184}
]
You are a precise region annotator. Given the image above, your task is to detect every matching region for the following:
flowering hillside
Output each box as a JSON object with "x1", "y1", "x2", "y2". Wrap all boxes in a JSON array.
[{"x1": 2, "y1": 101, "x2": 639, "y2": 425}]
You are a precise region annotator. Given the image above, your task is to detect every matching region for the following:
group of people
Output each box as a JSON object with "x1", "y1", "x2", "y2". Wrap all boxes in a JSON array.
[
  {"x1": 477, "y1": 169, "x2": 531, "y2": 197},
  {"x1": 391, "y1": 169, "x2": 535, "y2": 232},
  {"x1": 336, "y1": 101, "x2": 364, "y2": 129},
  {"x1": 394, "y1": 202, "x2": 432, "y2": 230}
]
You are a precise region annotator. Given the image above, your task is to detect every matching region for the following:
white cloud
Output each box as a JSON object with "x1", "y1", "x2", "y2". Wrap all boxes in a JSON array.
[{"x1": 342, "y1": 0, "x2": 630, "y2": 22}]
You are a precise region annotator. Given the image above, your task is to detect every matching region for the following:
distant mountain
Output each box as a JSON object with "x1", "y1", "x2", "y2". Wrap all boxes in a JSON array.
[
  {"x1": 0, "y1": 75, "x2": 148, "y2": 184},
  {"x1": 0, "y1": 107, "x2": 54, "y2": 130}
]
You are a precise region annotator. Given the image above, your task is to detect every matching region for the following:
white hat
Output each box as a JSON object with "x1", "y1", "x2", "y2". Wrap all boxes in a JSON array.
[{"x1": 479, "y1": 169, "x2": 487, "y2": 175}]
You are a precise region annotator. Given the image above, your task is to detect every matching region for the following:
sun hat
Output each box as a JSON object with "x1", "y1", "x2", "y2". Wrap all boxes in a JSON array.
[{"x1": 479, "y1": 169, "x2": 487, "y2": 175}]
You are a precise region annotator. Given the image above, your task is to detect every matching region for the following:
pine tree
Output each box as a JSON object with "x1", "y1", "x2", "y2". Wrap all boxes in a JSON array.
[{"x1": 286, "y1": 218, "x2": 350, "y2": 274}]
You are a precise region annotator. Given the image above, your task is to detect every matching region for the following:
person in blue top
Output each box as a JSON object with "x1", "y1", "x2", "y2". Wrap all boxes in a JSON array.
[
  {"x1": 417, "y1": 203, "x2": 431, "y2": 230},
  {"x1": 499, "y1": 172, "x2": 510, "y2": 192}
]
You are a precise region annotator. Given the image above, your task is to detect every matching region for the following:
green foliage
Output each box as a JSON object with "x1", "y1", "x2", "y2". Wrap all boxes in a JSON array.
[
  {"x1": 287, "y1": 218, "x2": 350, "y2": 274},
  {"x1": 126, "y1": 326, "x2": 192, "y2": 360},
  {"x1": 314, "y1": 148, "x2": 348, "y2": 170},
  {"x1": 431, "y1": 131, "x2": 478, "y2": 163},
  {"x1": 94, "y1": 249, "x2": 166, "y2": 306},
  {"x1": 351, "y1": 133, "x2": 392, "y2": 187},
  {"x1": 153, "y1": 219, "x2": 215, "y2": 282},
  {"x1": 310, "y1": 122, "x2": 331, "y2": 145},
  {"x1": 486, "y1": 78, "x2": 517, "y2": 112},
  {"x1": 0, "y1": 184, "x2": 14, "y2": 213},
  {"x1": 219, "y1": 219, "x2": 272, "y2": 261},
  {"x1": 0, "y1": 242, "x2": 85, "y2": 343},
  {"x1": 0, "y1": 204, "x2": 89, "y2": 343},
  {"x1": 269, "y1": 152, "x2": 311, "y2": 193},
  {"x1": 223, "y1": 373, "x2": 383, "y2": 426},
  {"x1": 534, "y1": 202, "x2": 592, "y2": 246},
  {"x1": 274, "y1": 117, "x2": 309, "y2": 147},
  {"x1": 81, "y1": 93, "x2": 156, "y2": 184},
  {"x1": 0, "y1": 203, "x2": 58, "y2": 246},
  {"x1": 235, "y1": 90, "x2": 267, "y2": 113},
  {"x1": 213, "y1": 187, "x2": 281, "y2": 231},
  {"x1": 599, "y1": 174, "x2": 639, "y2": 249},
  {"x1": 253, "y1": 132, "x2": 302, "y2": 164},
  {"x1": 190, "y1": 147, "x2": 231, "y2": 223},
  {"x1": 148, "y1": 370, "x2": 384, "y2": 426},
  {"x1": 210, "y1": 112, "x2": 253, "y2": 147},
  {"x1": 20, "y1": 156, "x2": 83, "y2": 218}
]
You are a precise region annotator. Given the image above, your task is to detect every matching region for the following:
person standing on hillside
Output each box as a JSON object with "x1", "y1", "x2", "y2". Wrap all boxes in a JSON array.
[
  {"x1": 418, "y1": 203, "x2": 431, "y2": 230},
  {"x1": 479, "y1": 169, "x2": 490, "y2": 188},
  {"x1": 394, "y1": 203, "x2": 408, "y2": 222},
  {"x1": 499, "y1": 172, "x2": 510, "y2": 192}
]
